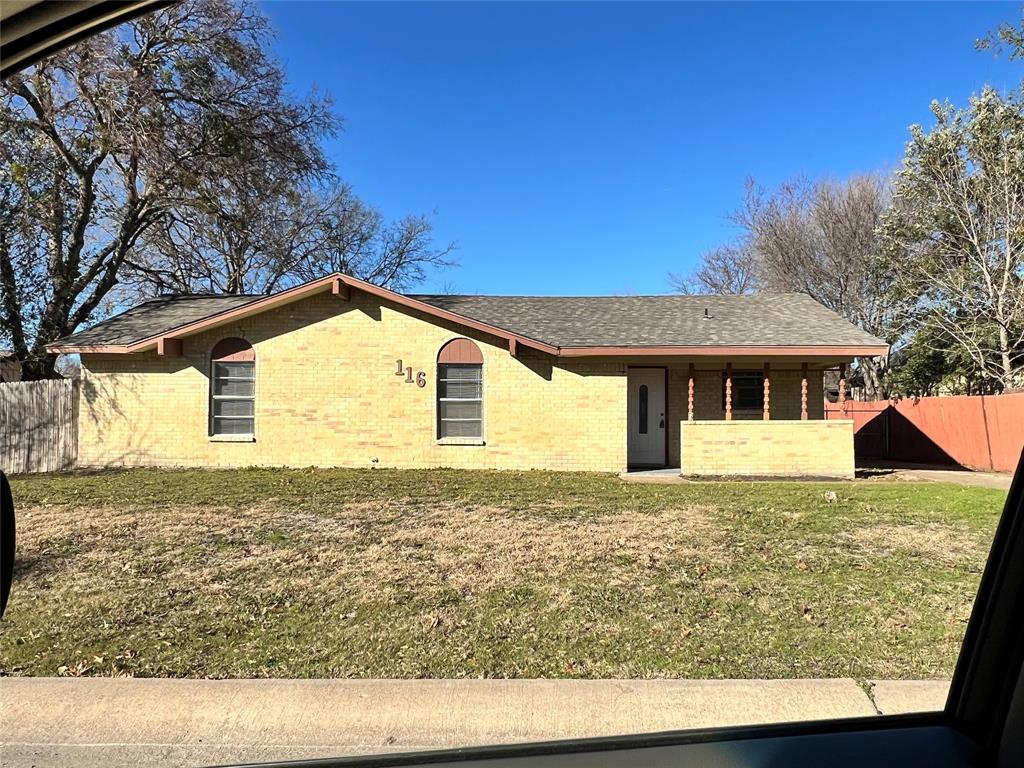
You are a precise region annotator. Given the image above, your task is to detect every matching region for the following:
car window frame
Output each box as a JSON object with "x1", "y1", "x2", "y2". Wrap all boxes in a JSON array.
[{"x1": 5, "y1": 6, "x2": 1023, "y2": 767}]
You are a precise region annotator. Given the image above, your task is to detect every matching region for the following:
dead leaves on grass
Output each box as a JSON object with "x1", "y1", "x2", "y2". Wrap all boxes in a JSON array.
[
  {"x1": 10, "y1": 501, "x2": 723, "y2": 615},
  {"x1": 4, "y1": 496, "x2": 990, "y2": 679},
  {"x1": 351, "y1": 503, "x2": 718, "y2": 593}
]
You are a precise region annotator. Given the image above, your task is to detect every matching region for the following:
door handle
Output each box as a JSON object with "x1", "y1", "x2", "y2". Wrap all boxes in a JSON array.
[{"x1": 659, "y1": 414, "x2": 665, "y2": 429}]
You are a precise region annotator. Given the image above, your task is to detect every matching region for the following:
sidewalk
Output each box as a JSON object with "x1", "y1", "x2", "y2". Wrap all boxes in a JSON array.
[{"x1": 0, "y1": 678, "x2": 950, "y2": 768}]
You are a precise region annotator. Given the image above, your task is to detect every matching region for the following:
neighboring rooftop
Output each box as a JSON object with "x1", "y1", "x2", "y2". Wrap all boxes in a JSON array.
[{"x1": 50, "y1": 280, "x2": 886, "y2": 352}]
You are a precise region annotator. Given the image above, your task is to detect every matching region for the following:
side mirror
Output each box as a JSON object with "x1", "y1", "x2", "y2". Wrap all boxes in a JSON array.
[{"x1": 1, "y1": 470, "x2": 13, "y2": 619}]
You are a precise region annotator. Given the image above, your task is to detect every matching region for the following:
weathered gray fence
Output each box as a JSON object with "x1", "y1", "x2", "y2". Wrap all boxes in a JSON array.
[{"x1": 0, "y1": 379, "x2": 78, "y2": 474}]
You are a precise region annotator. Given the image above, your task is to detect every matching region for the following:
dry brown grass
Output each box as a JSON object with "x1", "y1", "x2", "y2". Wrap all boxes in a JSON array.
[
  {"x1": 17, "y1": 501, "x2": 720, "y2": 595},
  {"x1": 842, "y1": 523, "x2": 987, "y2": 567}
]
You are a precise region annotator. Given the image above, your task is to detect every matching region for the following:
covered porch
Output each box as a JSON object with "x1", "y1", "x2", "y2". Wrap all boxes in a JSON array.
[{"x1": 623, "y1": 356, "x2": 857, "y2": 479}]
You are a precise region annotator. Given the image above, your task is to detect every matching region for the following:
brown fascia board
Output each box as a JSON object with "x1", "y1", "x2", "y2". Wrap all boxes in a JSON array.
[
  {"x1": 45, "y1": 344, "x2": 134, "y2": 354},
  {"x1": 47, "y1": 273, "x2": 890, "y2": 360},
  {"x1": 555, "y1": 345, "x2": 890, "y2": 358},
  {"x1": 47, "y1": 274, "x2": 559, "y2": 356}
]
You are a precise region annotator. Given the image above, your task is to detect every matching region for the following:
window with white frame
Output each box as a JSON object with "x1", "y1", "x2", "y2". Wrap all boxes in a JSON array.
[
  {"x1": 437, "y1": 338, "x2": 484, "y2": 440},
  {"x1": 210, "y1": 338, "x2": 255, "y2": 436}
]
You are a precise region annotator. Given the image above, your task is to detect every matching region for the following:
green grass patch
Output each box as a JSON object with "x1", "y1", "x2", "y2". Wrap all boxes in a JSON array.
[{"x1": 1, "y1": 468, "x2": 1005, "y2": 679}]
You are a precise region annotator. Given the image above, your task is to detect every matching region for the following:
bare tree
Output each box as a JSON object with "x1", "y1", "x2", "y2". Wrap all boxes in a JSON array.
[
  {"x1": 881, "y1": 88, "x2": 1024, "y2": 390},
  {"x1": 0, "y1": 0, "x2": 336, "y2": 378},
  {"x1": 669, "y1": 242, "x2": 760, "y2": 295},
  {"x1": 737, "y1": 174, "x2": 906, "y2": 397},
  {"x1": 673, "y1": 174, "x2": 903, "y2": 398},
  {"x1": 126, "y1": 180, "x2": 455, "y2": 296},
  {"x1": 127, "y1": 176, "x2": 329, "y2": 296},
  {"x1": 749, "y1": 176, "x2": 909, "y2": 397},
  {"x1": 285, "y1": 184, "x2": 456, "y2": 292}
]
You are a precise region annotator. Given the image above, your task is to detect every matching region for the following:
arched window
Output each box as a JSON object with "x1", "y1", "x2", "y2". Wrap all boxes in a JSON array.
[
  {"x1": 210, "y1": 338, "x2": 255, "y2": 437},
  {"x1": 437, "y1": 339, "x2": 483, "y2": 439}
]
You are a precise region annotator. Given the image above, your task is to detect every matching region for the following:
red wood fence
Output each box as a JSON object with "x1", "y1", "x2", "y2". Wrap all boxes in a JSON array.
[{"x1": 825, "y1": 392, "x2": 1024, "y2": 473}]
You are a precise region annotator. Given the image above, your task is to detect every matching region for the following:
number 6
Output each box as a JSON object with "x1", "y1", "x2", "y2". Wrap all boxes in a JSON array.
[{"x1": 416, "y1": 371, "x2": 426, "y2": 388}]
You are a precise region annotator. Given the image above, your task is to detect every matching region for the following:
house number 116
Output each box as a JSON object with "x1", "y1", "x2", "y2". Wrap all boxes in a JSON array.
[{"x1": 395, "y1": 359, "x2": 426, "y2": 387}]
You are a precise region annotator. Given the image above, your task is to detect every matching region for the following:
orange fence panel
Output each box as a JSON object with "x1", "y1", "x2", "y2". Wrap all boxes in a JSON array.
[
  {"x1": 825, "y1": 393, "x2": 1024, "y2": 472},
  {"x1": 979, "y1": 393, "x2": 1024, "y2": 472},
  {"x1": 893, "y1": 396, "x2": 989, "y2": 469}
]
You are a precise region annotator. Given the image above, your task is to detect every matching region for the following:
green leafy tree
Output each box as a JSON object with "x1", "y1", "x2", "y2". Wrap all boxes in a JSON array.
[
  {"x1": 881, "y1": 86, "x2": 1024, "y2": 391},
  {"x1": 885, "y1": 321, "x2": 999, "y2": 396}
]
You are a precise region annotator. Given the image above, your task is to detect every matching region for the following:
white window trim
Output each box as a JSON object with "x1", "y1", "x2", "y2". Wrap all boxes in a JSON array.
[
  {"x1": 209, "y1": 433, "x2": 256, "y2": 443},
  {"x1": 436, "y1": 436, "x2": 486, "y2": 446}
]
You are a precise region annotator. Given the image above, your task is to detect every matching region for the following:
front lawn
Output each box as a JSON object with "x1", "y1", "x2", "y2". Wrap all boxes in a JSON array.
[{"x1": 0, "y1": 468, "x2": 1005, "y2": 680}]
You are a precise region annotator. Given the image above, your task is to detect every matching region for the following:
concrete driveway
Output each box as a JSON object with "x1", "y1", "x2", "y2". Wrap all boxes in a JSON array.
[
  {"x1": 620, "y1": 464, "x2": 1014, "y2": 489},
  {"x1": 883, "y1": 466, "x2": 1012, "y2": 491},
  {"x1": 1, "y1": 678, "x2": 950, "y2": 768}
]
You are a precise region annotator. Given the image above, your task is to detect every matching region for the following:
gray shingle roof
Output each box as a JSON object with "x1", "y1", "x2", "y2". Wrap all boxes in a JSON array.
[
  {"x1": 410, "y1": 293, "x2": 886, "y2": 348},
  {"x1": 53, "y1": 289, "x2": 885, "y2": 350},
  {"x1": 55, "y1": 295, "x2": 261, "y2": 347}
]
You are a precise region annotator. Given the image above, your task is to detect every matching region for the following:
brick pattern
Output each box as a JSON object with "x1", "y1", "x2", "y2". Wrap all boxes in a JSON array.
[
  {"x1": 79, "y1": 292, "x2": 627, "y2": 472},
  {"x1": 680, "y1": 419, "x2": 856, "y2": 479},
  {"x1": 666, "y1": 367, "x2": 825, "y2": 466}
]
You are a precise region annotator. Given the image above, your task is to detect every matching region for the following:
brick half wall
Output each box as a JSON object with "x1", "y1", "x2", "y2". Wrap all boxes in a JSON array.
[{"x1": 680, "y1": 420, "x2": 855, "y2": 479}]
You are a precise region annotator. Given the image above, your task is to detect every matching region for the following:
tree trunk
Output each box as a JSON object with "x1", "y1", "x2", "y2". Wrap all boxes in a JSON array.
[
  {"x1": 20, "y1": 353, "x2": 58, "y2": 381},
  {"x1": 999, "y1": 325, "x2": 1013, "y2": 385},
  {"x1": 857, "y1": 356, "x2": 886, "y2": 400}
]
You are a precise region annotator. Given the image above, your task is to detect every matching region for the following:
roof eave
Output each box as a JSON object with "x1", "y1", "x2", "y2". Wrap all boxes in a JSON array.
[
  {"x1": 46, "y1": 273, "x2": 561, "y2": 357},
  {"x1": 46, "y1": 274, "x2": 889, "y2": 359},
  {"x1": 47, "y1": 344, "x2": 133, "y2": 354},
  {"x1": 555, "y1": 344, "x2": 890, "y2": 357}
]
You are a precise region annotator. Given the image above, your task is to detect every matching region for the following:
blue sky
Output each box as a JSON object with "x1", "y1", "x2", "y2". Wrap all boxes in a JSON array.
[{"x1": 263, "y1": 1, "x2": 1020, "y2": 295}]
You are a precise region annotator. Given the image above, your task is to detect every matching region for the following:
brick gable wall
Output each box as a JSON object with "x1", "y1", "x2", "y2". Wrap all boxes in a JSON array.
[{"x1": 78, "y1": 291, "x2": 627, "y2": 471}]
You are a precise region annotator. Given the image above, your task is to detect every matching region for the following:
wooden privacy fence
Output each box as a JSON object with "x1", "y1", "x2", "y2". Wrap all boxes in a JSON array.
[
  {"x1": 825, "y1": 392, "x2": 1024, "y2": 472},
  {"x1": 0, "y1": 379, "x2": 79, "y2": 474}
]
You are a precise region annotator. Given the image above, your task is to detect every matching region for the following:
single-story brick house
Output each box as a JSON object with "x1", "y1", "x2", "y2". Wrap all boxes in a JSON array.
[{"x1": 49, "y1": 273, "x2": 887, "y2": 477}]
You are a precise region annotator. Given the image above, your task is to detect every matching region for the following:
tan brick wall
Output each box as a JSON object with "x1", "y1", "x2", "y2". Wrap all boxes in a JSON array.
[
  {"x1": 679, "y1": 419, "x2": 855, "y2": 479},
  {"x1": 666, "y1": 367, "x2": 825, "y2": 466},
  {"x1": 79, "y1": 291, "x2": 628, "y2": 472}
]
